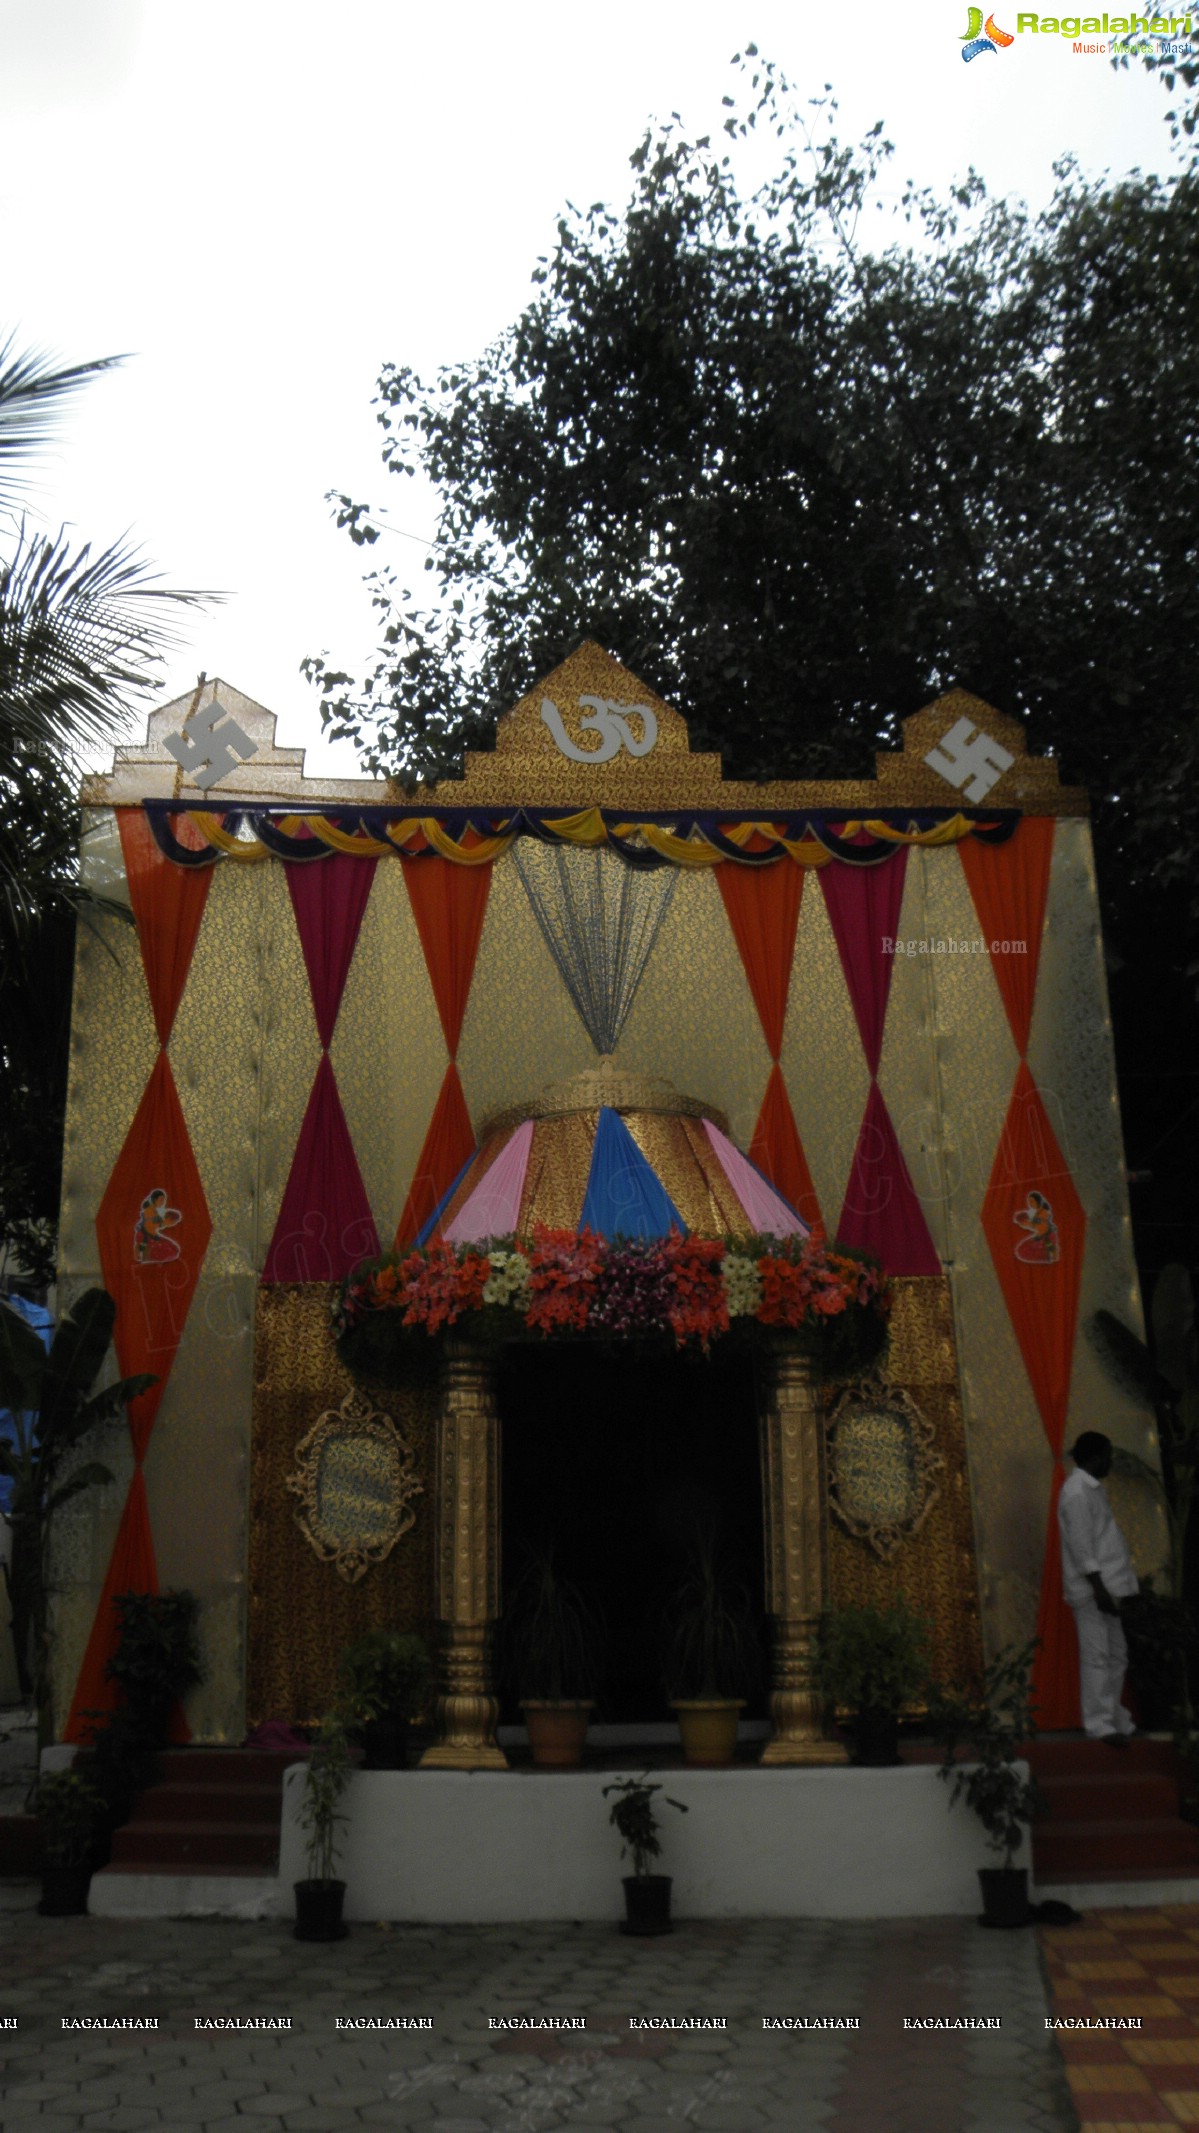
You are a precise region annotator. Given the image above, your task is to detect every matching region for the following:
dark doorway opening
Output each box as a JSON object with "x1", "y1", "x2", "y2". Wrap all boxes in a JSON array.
[{"x1": 496, "y1": 1342, "x2": 767, "y2": 1724}]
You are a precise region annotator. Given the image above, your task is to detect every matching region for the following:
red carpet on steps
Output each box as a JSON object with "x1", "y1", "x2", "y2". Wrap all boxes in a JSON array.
[
  {"x1": 106, "y1": 1749, "x2": 295, "y2": 1874},
  {"x1": 1029, "y1": 1740, "x2": 1199, "y2": 1885}
]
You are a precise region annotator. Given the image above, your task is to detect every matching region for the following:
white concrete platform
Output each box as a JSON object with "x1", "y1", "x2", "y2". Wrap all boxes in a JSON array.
[
  {"x1": 277, "y1": 1761, "x2": 1029, "y2": 1923},
  {"x1": 89, "y1": 1868, "x2": 283, "y2": 1920},
  {"x1": 1032, "y1": 1876, "x2": 1199, "y2": 1911}
]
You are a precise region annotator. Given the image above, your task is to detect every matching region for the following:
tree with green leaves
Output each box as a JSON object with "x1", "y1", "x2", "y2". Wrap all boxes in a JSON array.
[
  {"x1": 306, "y1": 47, "x2": 1199, "y2": 1279},
  {"x1": 0, "y1": 1288, "x2": 152, "y2": 1737},
  {"x1": 0, "y1": 339, "x2": 207, "y2": 1284}
]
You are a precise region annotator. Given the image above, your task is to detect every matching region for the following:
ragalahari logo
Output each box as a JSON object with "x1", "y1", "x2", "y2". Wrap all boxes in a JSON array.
[{"x1": 961, "y1": 7, "x2": 1016, "y2": 54}]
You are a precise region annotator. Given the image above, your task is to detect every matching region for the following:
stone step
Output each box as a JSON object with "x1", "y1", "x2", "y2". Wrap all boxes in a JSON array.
[
  {"x1": 1036, "y1": 1771, "x2": 1181, "y2": 1823},
  {"x1": 1034, "y1": 1816, "x2": 1199, "y2": 1877},
  {"x1": 133, "y1": 1780, "x2": 283, "y2": 1827},
  {"x1": 109, "y1": 1820, "x2": 280, "y2": 1870}
]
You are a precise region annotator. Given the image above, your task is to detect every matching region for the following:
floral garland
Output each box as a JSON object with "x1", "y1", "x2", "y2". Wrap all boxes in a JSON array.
[{"x1": 334, "y1": 1229, "x2": 891, "y2": 1379}]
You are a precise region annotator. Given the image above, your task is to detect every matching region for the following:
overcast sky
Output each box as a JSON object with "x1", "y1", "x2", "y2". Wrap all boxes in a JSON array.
[{"x1": 1, "y1": 1, "x2": 1178, "y2": 774}]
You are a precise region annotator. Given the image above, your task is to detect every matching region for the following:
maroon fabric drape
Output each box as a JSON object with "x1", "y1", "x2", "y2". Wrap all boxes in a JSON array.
[
  {"x1": 820, "y1": 848, "x2": 940, "y2": 1274},
  {"x1": 263, "y1": 854, "x2": 379, "y2": 1281}
]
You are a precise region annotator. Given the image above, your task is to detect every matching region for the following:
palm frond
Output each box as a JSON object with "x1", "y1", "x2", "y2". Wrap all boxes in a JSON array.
[
  {"x1": 0, "y1": 338, "x2": 125, "y2": 507},
  {"x1": 0, "y1": 525, "x2": 211, "y2": 759}
]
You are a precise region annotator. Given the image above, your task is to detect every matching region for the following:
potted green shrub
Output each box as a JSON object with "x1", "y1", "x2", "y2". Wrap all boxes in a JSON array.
[
  {"x1": 661, "y1": 1535, "x2": 762, "y2": 1767},
  {"x1": 930, "y1": 1640, "x2": 1042, "y2": 1928},
  {"x1": 603, "y1": 1773, "x2": 688, "y2": 1936},
  {"x1": 815, "y1": 1600, "x2": 931, "y2": 1766},
  {"x1": 295, "y1": 1714, "x2": 352, "y2": 1941},
  {"x1": 335, "y1": 1629, "x2": 431, "y2": 1769},
  {"x1": 36, "y1": 1770, "x2": 104, "y2": 1916},
  {"x1": 502, "y1": 1550, "x2": 605, "y2": 1767}
]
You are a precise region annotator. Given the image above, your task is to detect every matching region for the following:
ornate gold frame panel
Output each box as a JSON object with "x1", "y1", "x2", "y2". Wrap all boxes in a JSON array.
[
  {"x1": 285, "y1": 1388, "x2": 424, "y2": 1584},
  {"x1": 828, "y1": 1278, "x2": 984, "y2": 1692},
  {"x1": 826, "y1": 1382, "x2": 945, "y2": 1561},
  {"x1": 248, "y1": 1287, "x2": 437, "y2": 1725}
]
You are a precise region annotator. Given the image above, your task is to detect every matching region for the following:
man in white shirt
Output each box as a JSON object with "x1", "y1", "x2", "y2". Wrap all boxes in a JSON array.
[{"x1": 1057, "y1": 1431, "x2": 1140, "y2": 1743}]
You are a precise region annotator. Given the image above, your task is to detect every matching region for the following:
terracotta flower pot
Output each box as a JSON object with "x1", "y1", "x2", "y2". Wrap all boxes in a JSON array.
[
  {"x1": 670, "y1": 1699, "x2": 745, "y2": 1767},
  {"x1": 520, "y1": 1701, "x2": 594, "y2": 1767}
]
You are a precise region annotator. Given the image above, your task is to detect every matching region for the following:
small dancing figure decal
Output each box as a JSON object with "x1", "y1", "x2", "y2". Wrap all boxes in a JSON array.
[
  {"x1": 134, "y1": 1188, "x2": 182, "y2": 1264},
  {"x1": 1013, "y1": 1190, "x2": 1059, "y2": 1264}
]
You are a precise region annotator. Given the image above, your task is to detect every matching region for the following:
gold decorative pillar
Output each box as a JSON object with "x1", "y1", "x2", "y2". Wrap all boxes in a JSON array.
[
  {"x1": 420, "y1": 1339, "x2": 508, "y2": 1769},
  {"x1": 759, "y1": 1343, "x2": 847, "y2": 1765}
]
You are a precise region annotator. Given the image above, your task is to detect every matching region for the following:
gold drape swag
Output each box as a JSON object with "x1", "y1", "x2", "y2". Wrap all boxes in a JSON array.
[{"x1": 174, "y1": 809, "x2": 988, "y2": 869}]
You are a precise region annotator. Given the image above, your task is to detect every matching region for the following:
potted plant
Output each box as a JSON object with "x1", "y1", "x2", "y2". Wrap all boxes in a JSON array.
[
  {"x1": 36, "y1": 1769, "x2": 104, "y2": 1916},
  {"x1": 0, "y1": 1289, "x2": 154, "y2": 1743},
  {"x1": 930, "y1": 1640, "x2": 1042, "y2": 1928},
  {"x1": 335, "y1": 1629, "x2": 431, "y2": 1769},
  {"x1": 603, "y1": 1773, "x2": 688, "y2": 1936},
  {"x1": 815, "y1": 1600, "x2": 932, "y2": 1766},
  {"x1": 661, "y1": 1533, "x2": 762, "y2": 1767},
  {"x1": 295, "y1": 1713, "x2": 352, "y2": 1941},
  {"x1": 502, "y1": 1549, "x2": 605, "y2": 1767}
]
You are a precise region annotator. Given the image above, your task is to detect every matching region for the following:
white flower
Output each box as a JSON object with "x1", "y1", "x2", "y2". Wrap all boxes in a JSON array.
[
  {"x1": 483, "y1": 1250, "x2": 532, "y2": 1310},
  {"x1": 722, "y1": 1252, "x2": 762, "y2": 1318}
]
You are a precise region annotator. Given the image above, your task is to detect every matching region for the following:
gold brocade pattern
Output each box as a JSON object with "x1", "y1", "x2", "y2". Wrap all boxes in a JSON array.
[
  {"x1": 171, "y1": 864, "x2": 267, "y2": 1275},
  {"x1": 877, "y1": 856, "x2": 950, "y2": 1265},
  {"x1": 615, "y1": 869, "x2": 769, "y2": 1153},
  {"x1": 249, "y1": 1287, "x2": 436, "y2": 1724},
  {"x1": 517, "y1": 1115, "x2": 597, "y2": 1231},
  {"x1": 58, "y1": 909, "x2": 156, "y2": 1276},
  {"x1": 624, "y1": 1112, "x2": 752, "y2": 1240},
  {"x1": 829, "y1": 1277, "x2": 983, "y2": 1692},
  {"x1": 459, "y1": 853, "x2": 594, "y2": 1128},
  {"x1": 331, "y1": 862, "x2": 446, "y2": 1241},
  {"x1": 782, "y1": 880, "x2": 869, "y2": 1228}
]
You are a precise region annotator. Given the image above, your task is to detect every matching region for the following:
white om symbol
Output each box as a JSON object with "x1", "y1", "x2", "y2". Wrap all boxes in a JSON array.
[{"x1": 540, "y1": 693, "x2": 659, "y2": 763}]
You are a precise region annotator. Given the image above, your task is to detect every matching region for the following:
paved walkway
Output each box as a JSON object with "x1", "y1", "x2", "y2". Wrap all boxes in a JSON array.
[
  {"x1": 0, "y1": 1886, "x2": 1075, "y2": 2132},
  {"x1": 1043, "y1": 1903, "x2": 1199, "y2": 2128}
]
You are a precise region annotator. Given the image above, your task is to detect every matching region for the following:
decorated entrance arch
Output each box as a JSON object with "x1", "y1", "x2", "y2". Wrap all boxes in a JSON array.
[{"x1": 53, "y1": 642, "x2": 1166, "y2": 1746}]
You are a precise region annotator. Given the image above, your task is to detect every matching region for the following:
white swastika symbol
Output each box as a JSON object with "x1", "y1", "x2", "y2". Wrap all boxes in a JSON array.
[
  {"x1": 164, "y1": 699, "x2": 259, "y2": 790},
  {"x1": 923, "y1": 716, "x2": 1015, "y2": 803}
]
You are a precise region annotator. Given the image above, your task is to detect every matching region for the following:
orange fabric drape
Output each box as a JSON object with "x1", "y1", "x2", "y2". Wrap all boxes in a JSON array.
[
  {"x1": 958, "y1": 816, "x2": 1054, "y2": 1054},
  {"x1": 95, "y1": 1052, "x2": 212, "y2": 1458},
  {"x1": 402, "y1": 855, "x2": 492, "y2": 1054},
  {"x1": 716, "y1": 862, "x2": 821, "y2": 1231},
  {"x1": 69, "y1": 818, "x2": 213, "y2": 1740},
  {"x1": 117, "y1": 809, "x2": 213, "y2": 1045},
  {"x1": 966, "y1": 818, "x2": 1085, "y2": 1729}
]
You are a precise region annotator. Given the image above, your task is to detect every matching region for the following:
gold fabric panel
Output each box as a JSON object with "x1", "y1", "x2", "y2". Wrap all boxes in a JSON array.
[
  {"x1": 331, "y1": 861, "x2": 446, "y2": 1241},
  {"x1": 458, "y1": 851, "x2": 594, "y2": 1128},
  {"x1": 248, "y1": 1287, "x2": 437, "y2": 1725},
  {"x1": 58, "y1": 906, "x2": 156, "y2": 1278},
  {"x1": 142, "y1": 1273, "x2": 256, "y2": 1741},
  {"x1": 877, "y1": 855, "x2": 950, "y2": 1266},
  {"x1": 170, "y1": 864, "x2": 267, "y2": 1276},
  {"x1": 254, "y1": 865, "x2": 322, "y2": 1265},
  {"x1": 1030, "y1": 822, "x2": 1167, "y2": 1577},
  {"x1": 615, "y1": 868, "x2": 768, "y2": 1153},
  {"x1": 781, "y1": 873, "x2": 869, "y2": 1233},
  {"x1": 624, "y1": 1113, "x2": 751, "y2": 1239},
  {"x1": 914, "y1": 845, "x2": 1044, "y2": 1659},
  {"x1": 828, "y1": 1277, "x2": 983, "y2": 1693},
  {"x1": 518, "y1": 1115, "x2": 596, "y2": 1232}
]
